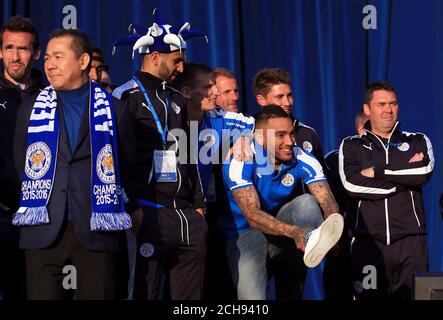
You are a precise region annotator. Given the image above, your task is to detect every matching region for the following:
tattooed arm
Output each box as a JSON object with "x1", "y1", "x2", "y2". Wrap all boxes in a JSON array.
[
  {"x1": 232, "y1": 186, "x2": 307, "y2": 250},
  {"x1": 308, "y1": 181, "x2": 340, "y2": 219}
]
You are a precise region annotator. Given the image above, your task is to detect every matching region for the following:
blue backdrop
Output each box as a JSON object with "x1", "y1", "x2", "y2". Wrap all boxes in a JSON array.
[{"x1": 2, "y1": 0, "x2": 442, "y2": 296}]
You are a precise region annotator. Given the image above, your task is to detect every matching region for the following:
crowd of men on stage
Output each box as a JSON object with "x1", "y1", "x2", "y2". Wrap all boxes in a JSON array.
[{"x1": 0, "y1": 12, "x2": 434, "y2": 300}]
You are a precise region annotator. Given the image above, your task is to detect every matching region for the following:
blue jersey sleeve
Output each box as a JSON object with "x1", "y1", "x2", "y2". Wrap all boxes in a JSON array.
[
  {"x1": 223, "y1": 158, "x2": 255, "y2": 191},
  {"x1": 220, "y1": 111, "x2": 255, "y2": 144},
  {"x1": 294, "y1": 147, "x2": 326, "y2": 185},
  {"x1": 222, "y1": 111, "x2": 255, "y2": 132}
]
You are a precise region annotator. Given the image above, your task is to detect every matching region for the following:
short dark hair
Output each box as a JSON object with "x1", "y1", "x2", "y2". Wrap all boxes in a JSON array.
[
  {"x1": 253, "y1": 104, "x2": 290, "y2": 127},
  {"x1": 252, "y1": 68, "x2": 291, "y2": 97},
  {"x1": 213, "y1": 67, "x2": 236, "y2": 80},
  {"x1": 49, "y1": 28, "x2": 93, "y2": 71},
  {"x1": 0, "y1": 15, "x2": 40, "y2": 50},
  {"x1": 173, "y1": 62, "x2": 213, "y2": 90},
  {"x1": 92, "y1": 45, "x2": 104, "y2": 61},
  {"x1": 364, "y1": 81, "x2": 397, "y2": 105}
]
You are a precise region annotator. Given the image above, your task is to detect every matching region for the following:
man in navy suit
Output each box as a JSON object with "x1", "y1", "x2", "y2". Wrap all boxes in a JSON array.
[{"x1": 14, "y1": 29, "x2": 137, "y2": 300}]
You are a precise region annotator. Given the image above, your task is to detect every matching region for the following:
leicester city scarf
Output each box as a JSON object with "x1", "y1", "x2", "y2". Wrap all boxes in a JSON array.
[{"x1": 13, "y1": 81, "x2": 132, "y2": 231}]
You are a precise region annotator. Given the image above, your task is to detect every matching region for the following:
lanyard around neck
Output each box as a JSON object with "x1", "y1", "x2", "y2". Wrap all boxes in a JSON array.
[{"x1": 132, "y1": 76, "x2": 170, "y2": 147}]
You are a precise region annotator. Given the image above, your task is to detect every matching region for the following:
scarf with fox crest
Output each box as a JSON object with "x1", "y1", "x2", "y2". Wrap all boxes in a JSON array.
[{"x1": 13, "y1": 81, "x2": 132, "y2": 231}]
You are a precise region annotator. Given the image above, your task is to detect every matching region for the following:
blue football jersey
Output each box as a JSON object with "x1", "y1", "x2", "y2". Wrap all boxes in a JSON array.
[
  {"x1": 220, "y1": 144, "x2": 326, "y2": 238},
  {"x1": 197, "y1": 109, "x2": 255, "y2": 195}
]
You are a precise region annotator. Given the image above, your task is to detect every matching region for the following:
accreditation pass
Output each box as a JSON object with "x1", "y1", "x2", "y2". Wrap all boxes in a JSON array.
[{"x1": 154, "y1": 150, "x2": 177, "y2": 182}]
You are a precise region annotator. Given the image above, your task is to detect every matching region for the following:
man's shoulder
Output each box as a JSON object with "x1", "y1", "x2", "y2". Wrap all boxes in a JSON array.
[
  {"x1": 401, "y1": 130, "x2": 431, "y2": 144},
  {"x1": 296, "y1": 120, "x2": 317, "y2": 133},
  {"x1": 20, "y1": 90, "x2": 42, "y2": 110},
  {"x1": 110, "y1": 95, "x2": 126, "y2": 112},
  {"x1": 294, "y1": 120, "x2": 321, "y2": 148},
  {"x1": 340, "y1": 134, "x2": 365, "y2": 155},
  {"x1": 293, "y1": 146, "x2": 321, "y2": 166},
  {"x1": 342, "y1": 134, "x2": 362, "y2": 144},
  {"x1": 112, "y1": 79, "x2": 139, "y2": 100}
]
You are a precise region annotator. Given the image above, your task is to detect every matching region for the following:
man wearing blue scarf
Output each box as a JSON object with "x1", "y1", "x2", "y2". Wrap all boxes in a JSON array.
[{"x1": 13, "y1": 29, "x2": 137, "y2": 299}]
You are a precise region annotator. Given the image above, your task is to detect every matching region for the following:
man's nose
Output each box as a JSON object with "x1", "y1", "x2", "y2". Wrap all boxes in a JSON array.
[
  {"x1": 230, "y1": 90, "x2": 239, "y2": 101},
  {"x1": 176, "y1": 61, "x2": 184, "y2": 73},
  {"x1": 212, "y1": 85, "x2": 220, "y2": 97},
  {"x1": 13, "y1": 48, "x2": 21, "y2": 61},
  {"x1": 282, "y1": 96, "x2": 290, "y2": 106},
  {"x1": 284, "y1": 134, "x2": 294, "y2": 146}
]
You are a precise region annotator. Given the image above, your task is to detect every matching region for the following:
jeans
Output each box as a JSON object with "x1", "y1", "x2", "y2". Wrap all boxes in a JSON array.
[{"x1": 226, "y1": 194, "x2": 324, "y2": 300}]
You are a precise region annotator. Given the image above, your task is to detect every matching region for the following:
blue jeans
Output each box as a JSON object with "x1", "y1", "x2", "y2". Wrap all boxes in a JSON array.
[{"x1": 225, "y1": 194, "x2": 324, "y2": 300}]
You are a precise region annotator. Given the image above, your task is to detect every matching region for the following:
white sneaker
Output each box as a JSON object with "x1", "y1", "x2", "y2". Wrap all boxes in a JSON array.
[{"x1": 303, "y1": 213, "x2": 344, "y2": 268}]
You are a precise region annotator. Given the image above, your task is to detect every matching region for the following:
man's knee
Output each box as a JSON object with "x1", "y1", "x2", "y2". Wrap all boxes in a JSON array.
[{"x1": 277, "y1": 194, "x2": 323, "y2": 228}]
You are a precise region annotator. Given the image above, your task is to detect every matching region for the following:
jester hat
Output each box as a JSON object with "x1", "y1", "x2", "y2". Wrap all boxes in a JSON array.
[{"x1": 113, "y1": 8, "x2": 207, "y2": 57}]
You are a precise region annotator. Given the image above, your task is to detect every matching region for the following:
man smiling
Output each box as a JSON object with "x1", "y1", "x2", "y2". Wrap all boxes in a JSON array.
[{"x1": 221, "y1": 105, "x2": 343, "y2": 299}]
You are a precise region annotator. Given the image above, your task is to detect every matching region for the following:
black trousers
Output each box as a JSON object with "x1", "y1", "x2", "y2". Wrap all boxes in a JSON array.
[
  {"x1": 0, "y1": 209, "x2": 26, "y2": 300},
  {"x1": 323, "y1": 230, "x2": 354, "y2": 300},
  {"x1": 351, "y1": 235, "x2": 428, "y2": 300},
  {"x1": 133, "y1": 206, "x2": 207, "y2": 300},
  {"x1": 203, "y1": 201, "x2": 236, "y2": 300},
  {"x1": 25, "y1": 222, "x2": 117, "y2": 300}
]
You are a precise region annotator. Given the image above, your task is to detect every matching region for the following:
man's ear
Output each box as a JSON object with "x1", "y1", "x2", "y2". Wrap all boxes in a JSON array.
[
  {"x1": 80, "y1": 52, "x2": 91, "y2": 71},
  {"x1": 33, "y1": 48, "x2": 41, "y2": 60},
  {"x1": 150, "y1": 51, "x2": 161, "y2": 66},
  {"x1": 363, "y1": 104, "x2": 370, "y2": 117},
  {"x1": 181, "y1": 86, "x2": 191, "y2": 99},
  {"x1": 256, "y1": 95, "x2": 267, "y2": 107}
]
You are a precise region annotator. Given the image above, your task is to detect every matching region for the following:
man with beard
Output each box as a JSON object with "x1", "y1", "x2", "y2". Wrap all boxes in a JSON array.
[
  {"x1": 221, "y1": 105, "x2": 343, "y2": 299},
  {"x1": 112, "y1": 10, "x2": 209, "y2": 300},
  {"x1": 0, "y1": 15, "x2": 44, "y2": 299}
]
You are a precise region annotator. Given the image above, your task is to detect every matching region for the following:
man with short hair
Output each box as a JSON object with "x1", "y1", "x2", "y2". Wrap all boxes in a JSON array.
[
  {"x1": 214, "y1": 67, "x2": 239, "y2": 113},
  {"x1": 112, "y1": 11, "x2": 208, "y2": 300},
  {"x1": 252, "y1": 68, "x2": 325, "y2": 166},
  {"x1": 174, "y1": 63, "x2": 255, "y2": 300},
  {"x1": 0, "y1": 15, "x2": 44, "y2": 300},
  {"x1": 339, "y1": 81, "x2": 434, "y2": 299},
  {"x1": 14, "y1": 28, "x2": 136, "y2": 299},
  {"x1": 222, "y1": 105, "x2": 343, "y2": 300},
  {"x1": 89, "y1": 46, "x2": 114, "y2": 93}
]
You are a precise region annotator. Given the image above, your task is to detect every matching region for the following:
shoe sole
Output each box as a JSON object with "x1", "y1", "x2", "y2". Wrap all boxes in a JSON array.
[{"x1": 303, "y1": 213, "x2": 344, "y2": 268}]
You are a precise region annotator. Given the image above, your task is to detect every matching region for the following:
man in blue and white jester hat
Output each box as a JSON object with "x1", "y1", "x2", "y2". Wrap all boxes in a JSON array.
[
  {"x1": 13, "y1": 29, "x2": 138, "y2": 299},
  {"x1": 112, "y1": 9, "x2": 209, "y2": 300}
]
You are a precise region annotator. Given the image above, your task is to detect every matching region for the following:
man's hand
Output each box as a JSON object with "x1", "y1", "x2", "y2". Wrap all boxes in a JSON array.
[
  {"x1": 225, "y1": 136, "x2": 254, "y2": 162},
  {"x1": 291, "y1": 226, "x2": 310, "y2": 251},
  {"x1": 195, "y1": 207, "x2": 206, "y2": 217},
  {"x1": 409, "y1": 152, "x2": 424, "y2": 163},
  {"x1": 361, "y1": 167, "x2": 375, "y2": 178},
  {"x1": 130, "y1": 208, "x2": 144, "y2": 235}
]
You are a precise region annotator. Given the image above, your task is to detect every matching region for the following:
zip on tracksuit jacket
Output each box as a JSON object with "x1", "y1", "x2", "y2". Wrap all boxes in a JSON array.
[{"x1": 339, "y1": 121, "x2": 434, "y2": 245}]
